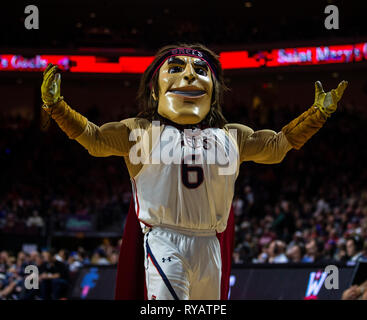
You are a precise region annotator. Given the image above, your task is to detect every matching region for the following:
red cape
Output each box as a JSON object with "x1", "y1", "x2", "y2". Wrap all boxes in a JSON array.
[{"x1": 115, "y1": 198, "x2": 235, "y2": 300}]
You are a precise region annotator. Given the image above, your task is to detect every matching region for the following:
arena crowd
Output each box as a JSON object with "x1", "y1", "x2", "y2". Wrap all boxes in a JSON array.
[
  {"x1": 1, "y1": 95, "x2": 367, "y2": 299},
  {"x1": 0, "y1": 240, "x2": 120, "y2": 300}
]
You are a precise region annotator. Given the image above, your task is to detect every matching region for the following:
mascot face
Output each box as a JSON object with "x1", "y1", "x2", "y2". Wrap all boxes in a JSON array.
[{"x1": 156, "y1": 55, "x2": 213, "y2": 125}]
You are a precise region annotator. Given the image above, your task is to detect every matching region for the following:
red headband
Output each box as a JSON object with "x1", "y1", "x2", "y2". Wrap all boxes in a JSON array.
[{"x1": 148, "y1": 47, "x2": 218, "y2": 88}]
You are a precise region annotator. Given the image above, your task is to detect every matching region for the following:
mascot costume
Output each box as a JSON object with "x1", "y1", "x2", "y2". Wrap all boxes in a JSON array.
[{"x1": 40, "y1": 44, "x2": 347, "y2": 300}]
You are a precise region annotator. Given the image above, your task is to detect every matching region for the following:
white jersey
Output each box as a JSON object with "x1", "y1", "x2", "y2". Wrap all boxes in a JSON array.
[
  {"x1": 131, "y1": 124, "x2": 239, "y2": 233},
  {"x1": 76, "y1": 115, "x2": 292, "y2": 234}
]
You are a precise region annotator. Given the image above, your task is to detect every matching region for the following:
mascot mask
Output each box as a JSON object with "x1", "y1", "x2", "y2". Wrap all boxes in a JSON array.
[{"x1": 149, "y1": 48, "x2": 217, "y2": 125}]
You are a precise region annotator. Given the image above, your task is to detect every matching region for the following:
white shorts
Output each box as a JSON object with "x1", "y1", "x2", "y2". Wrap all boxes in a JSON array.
[{"x1": 143, "y1": 226, "x2": 222, "y2": 300}]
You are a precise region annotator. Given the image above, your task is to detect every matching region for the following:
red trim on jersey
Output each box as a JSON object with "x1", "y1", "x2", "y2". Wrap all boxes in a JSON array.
[
  {"x1": 139, "y1": 219, "x2": 153, "y2": 228},
  {"x1": 132, "y1": 177, "x2": 140, "y2": 217}
]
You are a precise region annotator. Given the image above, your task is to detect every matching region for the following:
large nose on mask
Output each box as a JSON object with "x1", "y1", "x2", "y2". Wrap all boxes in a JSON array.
[{"x1": 182, "y1": 63, "x2": 196, "y2": 84}]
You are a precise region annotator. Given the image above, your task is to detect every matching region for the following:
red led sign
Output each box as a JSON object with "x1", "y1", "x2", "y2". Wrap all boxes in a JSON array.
[{"x1": 0, "y1": 42, "x2": 366, "y2": 74}]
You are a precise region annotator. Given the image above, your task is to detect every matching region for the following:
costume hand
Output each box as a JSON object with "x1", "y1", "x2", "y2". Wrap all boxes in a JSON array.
[
  {"x1": 314, "y1": 80, "x2": 348, "y2": 117},
  {"x1": 41, "y1": 63, "x2": 62, "y2": 106}
]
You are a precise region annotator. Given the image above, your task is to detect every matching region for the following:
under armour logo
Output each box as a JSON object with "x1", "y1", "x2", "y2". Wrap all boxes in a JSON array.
[{"x1": 162, "y1": 257, "x2": 172, "y2": 263}]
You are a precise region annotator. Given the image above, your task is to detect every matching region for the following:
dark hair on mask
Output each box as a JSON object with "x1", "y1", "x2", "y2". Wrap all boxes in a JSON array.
[{"x1": 136, "y1": 43, "x2": 229, "y2": 128}]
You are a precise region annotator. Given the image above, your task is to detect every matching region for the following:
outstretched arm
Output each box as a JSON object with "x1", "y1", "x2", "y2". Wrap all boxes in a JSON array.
[
  {"x1": 227, "y1": 123, "x2": 292, "y2": 164},
  {"x1": 228, "y1": 80, "x2": 348, "y2": 164},
  {"x1": 41, "y1": 63, "x2": 136, "y2": 157},
  {"x1": 281, "y1": 80, "x2": 347, "y2": 150}
]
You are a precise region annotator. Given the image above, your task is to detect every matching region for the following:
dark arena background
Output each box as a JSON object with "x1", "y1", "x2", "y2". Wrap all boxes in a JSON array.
[{"x1": 1, "y1": 0, "x2": 367, "y2": 304}]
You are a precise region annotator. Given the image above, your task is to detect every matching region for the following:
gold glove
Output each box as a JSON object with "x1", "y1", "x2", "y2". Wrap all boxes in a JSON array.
[
  {"x1": 314, "y1": 80, "x2": 348, "y2": 117},
  {"x1": 282, "y1": 80, "x2": 348, "y2": 150},
  {"x1": 41, "y1": 63, "x2": 62, "y2": 107},
  {"x1": 40, "y1": 63, "x2": 87, "y2": 139}
]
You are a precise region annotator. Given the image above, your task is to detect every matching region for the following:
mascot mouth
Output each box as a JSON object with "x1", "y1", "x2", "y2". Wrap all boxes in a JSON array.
[{"x1": 167, "y1": 86, "x2": 206, "y2": 98}]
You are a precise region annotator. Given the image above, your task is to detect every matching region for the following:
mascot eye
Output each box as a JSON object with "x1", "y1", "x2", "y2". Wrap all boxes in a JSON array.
[
  {"x1": 195, "y1": 68, "x2": 207, "y2": 76},
  {"x1": 168, "y1": 66, "x2": 183, "y2": 73}
]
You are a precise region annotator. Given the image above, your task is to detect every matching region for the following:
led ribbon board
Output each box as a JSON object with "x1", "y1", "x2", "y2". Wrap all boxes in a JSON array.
[{"x1": 1, "y1": 42, "x2": 366, "y2": 73}]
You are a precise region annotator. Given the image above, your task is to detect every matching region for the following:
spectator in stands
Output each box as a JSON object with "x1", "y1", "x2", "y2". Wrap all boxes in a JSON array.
[
  {"x1": 286, "y1": 230, "x2": 304, "y2": 250},
  {"x1": 29, "y1": 251, "x2": 43, "y2": 267},
  {"x1": 77, "y1": 247, "x2": 90, "y2": 265},
  {"x1": 67, "y1": 252, "x2": 84, "y2": 272},
  {"x1": 271, "y1": 204, "x2": 286, "y2": 240},
  {"x1": 91, "y1": 248, "x2": 110, "y2": 265},
  {"x1": 334, "y1": 239, "x2": 348, "y2": 262},
  {"x1": 232, "y1": 248, "x2": 244, "y2": 264},
  {"x1": 302, "y1": 239, "x2": 324, "y2": 263},
  {"x1": 3, "y1": 213, "x2": 17, "y2": 233},
  {"x1": 55, "y1": 249, "x2": 69, "y2": 264},
  {"x1": 0, "y1": 269, "x2": 22, "y2": 300},
  {"x1": 252, "y1": 242, "x2": 270, "y2": 263},
  {"x1": 232, "y1": 195, "x2": 244, "y2": 218},
  {"x1": 26, "y1": 210, "x2": 44, "y2": 229},
  {"x1": 346, "y1": 235, "x2": 365, "y2": 265},
  {"x1": 242, "y1": 185, "x2": 255, "y2": 217},
  {"x1": 108, "y1": 250, "x2": 119, "y2": 265},
  {"x1": 15, "y1": 251, "x2": 30, "y2": 278},
  {"x1": 0, "y1": 273, "x2": 10, "y2": 299},
  {"x1": 0, "y1": 250, "x2": 23, "y2": 300},
  {"x1": 19, "y1": 250, "x2": 43, "y2": 300},
  {"x1": 286, "y1": 243, "x2": 305, "y2": 263},
  {"x1": 268, "y1": 240, "x2": 288, "y2": 263},
  {"x1": 0, "y1": 251, "x2": 10, "y2": 274},
  {"x1": 39, "y1": 250, "x2": 70, "y2": 300}
]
